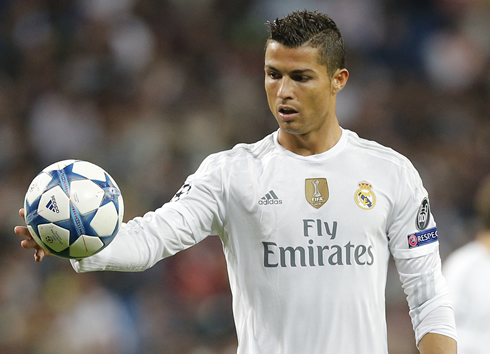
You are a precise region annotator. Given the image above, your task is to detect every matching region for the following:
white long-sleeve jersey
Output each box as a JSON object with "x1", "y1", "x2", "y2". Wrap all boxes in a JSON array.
[{"x1": 72, "y1": 128, "x2": 456, "y2": 353}]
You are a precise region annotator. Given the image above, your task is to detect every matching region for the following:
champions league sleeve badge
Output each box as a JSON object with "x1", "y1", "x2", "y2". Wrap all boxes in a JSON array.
[
  {"x1": 354, "y1": 181, "x2": 376, "y2": 210},
  {"x1": 171, "y1": 182, "x2": 192, "y2": 202},
  {"x1": 416, "y1": 197, "x2": 431, "y2": 230}
]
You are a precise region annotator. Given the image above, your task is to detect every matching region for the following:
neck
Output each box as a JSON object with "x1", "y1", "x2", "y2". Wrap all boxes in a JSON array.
[
  {"x1": 278, "y1": 123, "x2": 342, "y2": 156},
  {"x1": 476, "y1": 230, "x2": 490, "y2": 251}
]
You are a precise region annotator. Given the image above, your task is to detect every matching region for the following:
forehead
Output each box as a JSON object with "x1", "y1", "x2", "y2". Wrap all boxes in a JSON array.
[{"x1": 265, "y1": 41, "x2": 323, "y2": 71}]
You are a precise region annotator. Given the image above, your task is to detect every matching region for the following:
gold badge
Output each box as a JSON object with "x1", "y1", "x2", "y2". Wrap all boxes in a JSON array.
[
  {"x1": 354, "y1": 181, "x2": 376, "y2": 210},
  {"x1": 305, "y1": 178, "x2": 329, "y2": 209}
]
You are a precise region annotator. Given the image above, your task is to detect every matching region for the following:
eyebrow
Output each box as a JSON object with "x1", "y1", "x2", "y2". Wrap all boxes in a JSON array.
[{"x1": 265, "y1": 65, "x2": 315, "y2": 75}]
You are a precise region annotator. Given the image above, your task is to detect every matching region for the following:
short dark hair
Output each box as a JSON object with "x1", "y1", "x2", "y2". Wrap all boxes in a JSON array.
[
  {"x1": 266, "y1": 10, "x2": 346, "y2": 77},
  {"x1": 475, "y1": 175, "x2": 490, "y2": 230}
]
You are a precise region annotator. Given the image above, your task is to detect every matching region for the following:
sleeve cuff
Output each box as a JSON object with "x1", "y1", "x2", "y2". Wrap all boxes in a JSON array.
[{"x1": 415, "y1": 304, "x2": 457, "y2": 346}]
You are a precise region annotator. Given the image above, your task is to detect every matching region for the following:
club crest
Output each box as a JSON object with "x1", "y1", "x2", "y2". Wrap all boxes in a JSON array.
[
  {"x1": 354, "y1": 181, "x2": 376, "y2": 210},
  {"x1": 305, "y1": 178, "x2": 329, "y2": 209}
]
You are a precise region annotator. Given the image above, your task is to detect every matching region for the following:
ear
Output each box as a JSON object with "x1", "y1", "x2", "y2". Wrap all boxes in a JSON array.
[{"x1": 331, "y1": 68, "x2": 349, "y2": 94}]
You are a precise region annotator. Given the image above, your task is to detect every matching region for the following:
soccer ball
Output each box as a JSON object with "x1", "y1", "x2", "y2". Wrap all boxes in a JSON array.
[{"x1": 24, "y1": 159, "x2": 124, "y2": 259}]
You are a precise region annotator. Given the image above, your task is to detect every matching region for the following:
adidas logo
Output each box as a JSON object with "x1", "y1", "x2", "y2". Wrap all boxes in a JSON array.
[
  {"x1": 258, "y1": 190, "x2": 282, "y2": 205},
  {"x1": 46, "y1": 195, "x2": 60, "y2": 213}
]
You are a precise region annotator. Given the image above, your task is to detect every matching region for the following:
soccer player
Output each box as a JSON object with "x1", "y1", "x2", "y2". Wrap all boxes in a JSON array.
[
  {"x1": 16, "y1": 10, "x2": 457, "y2": 353},
  {"x1": 443, "y1": 175, "x2": 490, "y2": 353}
]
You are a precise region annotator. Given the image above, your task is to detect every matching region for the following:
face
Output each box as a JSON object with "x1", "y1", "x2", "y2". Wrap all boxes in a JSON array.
[{"x1": 264, "y1": 41, "x2": 345, "y2": 138}]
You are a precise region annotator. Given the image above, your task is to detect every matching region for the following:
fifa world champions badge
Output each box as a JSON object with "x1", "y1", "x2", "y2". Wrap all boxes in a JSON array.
[
  {"x1": 305, "y1": 178, "x2": 329, "y2": 209},
  {"x1": 354, "y1": 181, "x2": 376, "y2": 210}
]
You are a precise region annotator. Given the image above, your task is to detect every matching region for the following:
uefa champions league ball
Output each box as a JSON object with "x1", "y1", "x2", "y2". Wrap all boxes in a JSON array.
[{"x1": 24, "y1": 159, "x2": 124, "y2": 259}]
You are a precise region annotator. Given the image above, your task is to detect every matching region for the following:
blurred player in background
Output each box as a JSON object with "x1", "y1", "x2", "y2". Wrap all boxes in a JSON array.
[
  {"x1": 444, "y1": 175, "x2": 490, "y2": 353},
  {"x1": 16, "y1": 10, "x2": 457, "y2": 353}
]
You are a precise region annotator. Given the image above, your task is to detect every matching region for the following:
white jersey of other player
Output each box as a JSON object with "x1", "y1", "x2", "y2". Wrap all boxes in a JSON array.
[
  {"x1": 72, "y1": 128, "x2": 456, "y2": 353},
  {"x1": 444, "y1": 241, "x2": 490, "y2": 354}
]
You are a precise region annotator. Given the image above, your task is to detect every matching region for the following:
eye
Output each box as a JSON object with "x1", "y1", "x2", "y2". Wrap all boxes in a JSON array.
[
  {"x1": 293, "y1": 75, "x2": 310, "y2": 82},
  {"x1": 267, "y1": 71, "x2": 281, "y2": 80}
]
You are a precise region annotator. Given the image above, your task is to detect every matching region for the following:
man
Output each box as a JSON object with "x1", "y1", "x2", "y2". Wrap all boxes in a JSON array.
[
  {"x1": 443, "y1": 175, "x2": 490, "y2": 353},
  {"x1": 16, "y1": 10, "x2": 457, "y2": 353}
]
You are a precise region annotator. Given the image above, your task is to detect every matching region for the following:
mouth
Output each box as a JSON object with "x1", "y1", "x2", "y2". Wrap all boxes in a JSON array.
[{"x1": 278, "y1": 106, "x2": 298, "y2": 119}]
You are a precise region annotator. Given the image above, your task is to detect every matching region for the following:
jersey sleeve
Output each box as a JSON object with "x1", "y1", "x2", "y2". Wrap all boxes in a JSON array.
[
  {"x1": 387, "y1": 159, "x2": 457, "y2": 345},
  {"x1": 71, "y1": 153, "x2": 227, "y2": 273}
]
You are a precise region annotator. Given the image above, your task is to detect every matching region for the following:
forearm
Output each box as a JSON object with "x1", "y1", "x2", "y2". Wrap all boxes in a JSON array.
[
  {"x1": 419, "y1": 333, "x2": 457, "y2": 354},
  {"x1": 394, "y1": 247, "x2": 457, "y2": 345},
  {"x1": 70, "y1": 221, "x2": 163, "y2": 273},
  {"x1": 72, "y1": 206, "x2": 199, "y2": 272}
]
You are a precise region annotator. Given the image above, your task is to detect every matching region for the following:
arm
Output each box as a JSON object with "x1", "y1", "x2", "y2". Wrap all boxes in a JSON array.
[
  {"x1": 387, "y1": 161, "x2": 457, "y2": 348},
  {"x1": 72, "y1": 204, "x2": 205, "y2": 272},
  {"x1": 17, "y1": 199, "x2": 215, "y2": 271},
  {"x1": 70, "y1": 160, "x2": 225, "y2": 272},
  {"x1": 391, "y1": 246, "x2": 457, "y2": 348},
  {"x1": 17, "y1": 153, "x2": 226, "y2": 270},
  {"x1": 14, "y1": 205, "x2": 197, "y2": 269},
  {"x1": 418, "y1": 333, "x2": 456, "y2": 354}
]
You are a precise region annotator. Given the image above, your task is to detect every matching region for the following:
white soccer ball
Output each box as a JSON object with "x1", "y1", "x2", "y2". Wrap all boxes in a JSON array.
[{"x1": 24, "y1": 160, "x2": 124, "y2": 259}]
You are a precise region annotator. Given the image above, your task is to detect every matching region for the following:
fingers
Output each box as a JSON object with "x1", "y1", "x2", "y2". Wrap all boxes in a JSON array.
[
  {"x1": 34, "y1": 248, "x2": 46, "y2": 262},
  {"x1": 15, "y1": 209, "x2": 49, "y2": 262},
  {"x1": 20, "y1": 237, "x2": 37, "y2": 249},
  {"x1": 14, "y1": 223, "x2": 38, "y2": 249},
  {"x1": 15, "y1": 208, "x2": 31, "y2": 241},
  {"x1": 20, "y1": 237, "x2": 45, "y2": 261},
  {"x1": 15, "y1": 225, "x2": 30, "y2": 238},
  {"x1": 15, "y1": 225, "x2": 39, "y2": 250},
  {"x1": 16, "y1": 209, "x2": 28, "y2": 237},
  {"x1": 17, "y1": 229, "x2": 47, "y2": 262}
]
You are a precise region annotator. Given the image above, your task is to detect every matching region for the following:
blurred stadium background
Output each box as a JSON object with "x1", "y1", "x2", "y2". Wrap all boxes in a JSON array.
[{"x1": 1, "y1": 0, "x2": 489, "y2": 353}]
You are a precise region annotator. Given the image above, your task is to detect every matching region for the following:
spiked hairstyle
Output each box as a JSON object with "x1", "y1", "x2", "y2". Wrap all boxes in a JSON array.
[{"x1": 267, "y1": 10, "x2": 346, "y2": 77}]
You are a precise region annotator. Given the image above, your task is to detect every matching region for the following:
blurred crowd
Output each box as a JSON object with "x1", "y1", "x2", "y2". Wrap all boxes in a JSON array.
[{"x1": 1, "y1": 0, "x2": 489, "y2": 353}]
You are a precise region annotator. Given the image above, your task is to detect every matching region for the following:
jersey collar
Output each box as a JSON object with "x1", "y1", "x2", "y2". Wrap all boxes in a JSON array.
[{"x1": 273, "y1": 127, "x2": 348, "y2": 161}]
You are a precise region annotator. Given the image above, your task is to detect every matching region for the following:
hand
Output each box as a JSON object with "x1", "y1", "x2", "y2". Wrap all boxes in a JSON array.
[{"x1": 15, "y1": 208, "x2": 51, "y2": 262}]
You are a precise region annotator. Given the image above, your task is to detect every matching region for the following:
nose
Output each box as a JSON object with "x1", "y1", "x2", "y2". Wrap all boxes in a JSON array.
[{"x1": 277, "y1": 77, "x2": 293, "y2": 100}]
